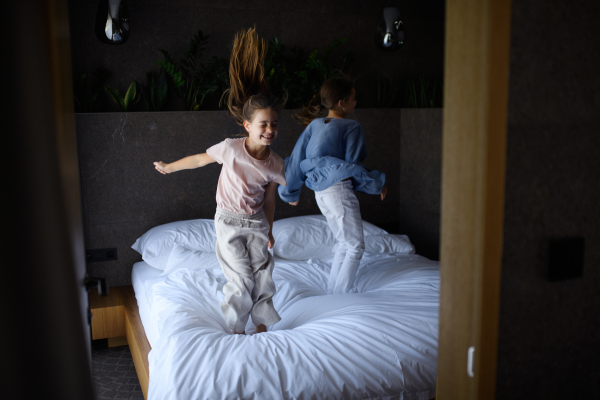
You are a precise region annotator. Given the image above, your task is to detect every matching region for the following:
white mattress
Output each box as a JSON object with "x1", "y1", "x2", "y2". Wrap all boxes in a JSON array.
[
  {"x1": 131, "y1": 261, "x2": 162, "y2": 347},
  {"x1": 146, "y1": 252, "x2": 439, "y2": 400}
]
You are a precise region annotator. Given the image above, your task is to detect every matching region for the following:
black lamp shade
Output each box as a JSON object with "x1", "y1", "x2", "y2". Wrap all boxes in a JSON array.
[{"x1": 376, "y1": 7, "x2": 404, "y2": 51}]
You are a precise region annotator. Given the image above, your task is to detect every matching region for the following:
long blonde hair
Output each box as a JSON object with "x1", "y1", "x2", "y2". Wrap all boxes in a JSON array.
[{"x1": 223, "y1": 28, "x2": 284, "y2": 126}]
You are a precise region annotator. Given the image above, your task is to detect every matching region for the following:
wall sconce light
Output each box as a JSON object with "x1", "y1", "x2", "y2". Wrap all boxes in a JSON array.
[
  {"x1": 376, "y1": 6, "x2": 404, "y2": 51},
  {"x1": 95, "y1": 0, "x2": 130, "y2": 45}
]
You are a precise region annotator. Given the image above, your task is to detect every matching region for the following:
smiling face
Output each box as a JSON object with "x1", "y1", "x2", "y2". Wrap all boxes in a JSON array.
[{"x1": 243, "y1": 108, "x2": 279, "y2": 147}]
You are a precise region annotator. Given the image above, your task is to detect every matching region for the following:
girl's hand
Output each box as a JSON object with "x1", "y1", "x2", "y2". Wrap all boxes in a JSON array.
[
  {"x1": 380, "y1": 186, "x2": 388, "y2": 201},
  {"x1": 288, "y1": 200, "x2": 299, "y2": 206},
  {"x1": 268, "y1": 231, "x2": 275, "y2": 249},
  {"x1": 154, "y1": 161, "x2": 170, "y2": 175}
]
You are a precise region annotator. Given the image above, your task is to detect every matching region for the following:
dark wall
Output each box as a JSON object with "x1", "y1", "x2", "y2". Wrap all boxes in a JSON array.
[
  {"x1": 67, "y1": 0, "x2": 445, "y2": 110},
  {"x1": 78, "y1": 109, "x2": 404, "y2": 286},
  {"x1": 71, "y1": 1, "x2": 445, "y2": 286},
  {"x1": 399, "y1": 109, "x2": 441, "y2": 260},
  {"x1": 497, "y1": 1, "x2": 600, "y2": 398}
]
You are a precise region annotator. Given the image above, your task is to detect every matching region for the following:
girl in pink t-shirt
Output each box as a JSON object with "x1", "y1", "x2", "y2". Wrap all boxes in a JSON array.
[{"x1": 153, "y1": 28, "x2": 286, "y2": 335}]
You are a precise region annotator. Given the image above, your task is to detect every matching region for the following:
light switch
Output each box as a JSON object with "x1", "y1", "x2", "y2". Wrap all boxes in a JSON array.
[{"x1": 548, "y1": 237, "x2": 584, "y2": 281}]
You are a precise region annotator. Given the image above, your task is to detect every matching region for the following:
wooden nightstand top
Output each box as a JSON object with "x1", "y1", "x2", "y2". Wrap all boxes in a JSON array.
[{"x1": 89, "y1": 286, "x2": 126, "y2": 310}]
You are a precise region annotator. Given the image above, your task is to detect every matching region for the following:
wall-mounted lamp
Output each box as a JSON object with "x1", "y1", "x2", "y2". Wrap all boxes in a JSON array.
[
  {"x1": 375, "y1": 6, "x2": 404, "y2": 51},
  {"x1": 95, "y1": 0, "x2": 130, "y2": 45}
]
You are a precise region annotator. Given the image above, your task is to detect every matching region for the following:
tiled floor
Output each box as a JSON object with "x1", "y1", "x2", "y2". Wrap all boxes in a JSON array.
[{"x1": 91, "y1": 340, "x2": 144, "y2": 400}]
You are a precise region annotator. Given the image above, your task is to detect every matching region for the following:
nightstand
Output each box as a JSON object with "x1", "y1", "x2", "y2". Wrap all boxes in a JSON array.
[{"x1": 88, "y1": 286, "x2": 128, "y2": 347}]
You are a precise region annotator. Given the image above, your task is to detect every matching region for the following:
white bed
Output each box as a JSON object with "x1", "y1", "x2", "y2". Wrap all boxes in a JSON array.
[
  {"x1": 131, "y1": 260, "x2": 162, "y2": 347},
  {"x1": 131, "y1": 215, "x2": 439, "y2": 400}
]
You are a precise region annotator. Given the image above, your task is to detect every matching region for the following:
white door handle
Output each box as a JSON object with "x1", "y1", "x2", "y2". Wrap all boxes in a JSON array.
[{"x1": 467, "y1": 346, "x2": 475, "y2": 377}]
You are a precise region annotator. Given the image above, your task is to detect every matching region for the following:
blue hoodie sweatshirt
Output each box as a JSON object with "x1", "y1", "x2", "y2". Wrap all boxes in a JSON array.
[{"x1": 278, "y1": 117, "x2": 386, "y2": 202}]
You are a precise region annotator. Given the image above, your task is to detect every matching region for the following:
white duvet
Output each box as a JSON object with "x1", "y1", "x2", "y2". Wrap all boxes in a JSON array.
[{"x1": 146, "y1": 248, "x2": 439, "y2": 399}]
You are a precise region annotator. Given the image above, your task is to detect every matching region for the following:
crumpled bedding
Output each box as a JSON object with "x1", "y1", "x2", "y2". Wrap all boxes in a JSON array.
[{"x1": 146, "y1": 250, "x2": 439, "y2": 400}]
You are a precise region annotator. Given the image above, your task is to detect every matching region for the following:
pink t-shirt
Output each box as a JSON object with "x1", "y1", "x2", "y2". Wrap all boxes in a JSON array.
[{"x1": 206, "y1": 138, "x2": 287, "y2": 215}]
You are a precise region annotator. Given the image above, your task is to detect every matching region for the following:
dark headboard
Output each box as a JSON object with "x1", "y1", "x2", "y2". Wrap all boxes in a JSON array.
[{"x1": 76, "y1": 109, "x2": 440, "y2": 286}]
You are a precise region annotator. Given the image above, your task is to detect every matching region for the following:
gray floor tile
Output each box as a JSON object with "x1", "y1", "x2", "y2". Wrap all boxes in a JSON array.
[{"x1": 92, "y1": 339, "x2": 141, "y2": 400}]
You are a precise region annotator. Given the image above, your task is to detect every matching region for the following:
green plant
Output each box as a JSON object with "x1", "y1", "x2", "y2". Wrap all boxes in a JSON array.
[
  {"x1": 200, "y1": 56, "x2": 230, "y2": 108},
  {"x1": 104, "y1": 81, "x2": 140, "y2": 112},
  {"x1": 141, "y1": 68, "x2": 168, "y2": 111},
  {"x1": 264, "y1": 37, "x2": 292, "y2": 104},
  {"x1": 372, "y1": 74, "x2": 402, "y2": 108},
  {"x1": 157, "y1": 30, "x2": 225, "y2": 111},
  {"x1": 309, "y1": 39, "x2": 354, "y2": 81},
  {"x1": 149, "y1": 33, "x2": 354, "y2": 111},
  {"x1": 404, "y1": 75, "x2": 443, "y2": 108},
  {"x1": 288, "y1": 39, "x2": 354, "y2": 108},
  {"x1": 73, "y1": 68, "x2": 111, "y2": 112}
]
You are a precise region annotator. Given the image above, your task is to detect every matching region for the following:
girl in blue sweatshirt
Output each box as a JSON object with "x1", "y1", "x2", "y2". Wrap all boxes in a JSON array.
[{"x1": 279, "y1": 77, "x2": 387, "y2": 294}]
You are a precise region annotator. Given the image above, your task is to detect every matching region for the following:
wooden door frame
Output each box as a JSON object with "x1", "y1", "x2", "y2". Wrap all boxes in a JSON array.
[
  {"x1": 44, "y1": 0, "x2": 91, "y2": 359},
  {"x1": 437, "y1": 0, "x2": 512, "y2": 399},
  {"x1": 2, "y1": 0, "x2": 94, "y2": 398}
]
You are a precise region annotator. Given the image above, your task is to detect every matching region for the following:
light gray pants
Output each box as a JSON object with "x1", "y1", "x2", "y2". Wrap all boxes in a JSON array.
[
  {"x1": 215, "y1": 208, "x2": 281, "y2": 333},
  {"x1": 315, "y1": 180, "x2": 365, "y2": 294}
]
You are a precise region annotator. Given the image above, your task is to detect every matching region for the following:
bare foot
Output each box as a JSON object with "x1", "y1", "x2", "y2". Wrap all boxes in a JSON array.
[
  {"x1": 256, "y1": 324, "x2": 267, "y2": 334},
  {"x1": 234, "y1": 331, "x2": 246, "y2": 335}
]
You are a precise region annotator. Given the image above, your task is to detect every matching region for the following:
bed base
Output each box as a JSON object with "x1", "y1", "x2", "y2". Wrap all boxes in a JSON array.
[{"x1": 121, "y1": 286, "x2": 151, "y2": 399}]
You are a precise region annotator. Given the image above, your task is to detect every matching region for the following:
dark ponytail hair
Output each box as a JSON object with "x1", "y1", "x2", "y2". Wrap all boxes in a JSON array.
[
  {"x1": 222, "y1": 28, "x2": 285, "y2": 128},
  {"x1": 294, "y1": 76, "x2": 355, "y2": 126}
]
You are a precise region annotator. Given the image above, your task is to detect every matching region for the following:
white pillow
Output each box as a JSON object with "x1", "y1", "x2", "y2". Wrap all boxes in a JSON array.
[
  {"x1": 272, "y1": 215, "x2": 335, "y2": 260},
  {"x1": 131, "y1": 219, "x2": 216, "y2": 270},
  {"x1": 364, "y1": 234, "x2": 415, "y2": 254},
  {"x1": 162, "y1": 244, "x2": 222, "y2": 275},
  {"x1": 133, "y1": 215, "x2": 396, "y2": 267},
  {"x1": 362, "y1": 220, "x2": 389, "y2": 236},
  {"x1": 272, "y1": 215, "x2": 389, "y2": 260}
]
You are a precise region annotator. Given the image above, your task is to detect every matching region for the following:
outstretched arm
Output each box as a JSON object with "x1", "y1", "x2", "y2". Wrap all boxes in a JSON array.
[
  {"x1": 154, "y1": 153, "x2": 216, "y2": 174},
  {"x1": 263, "y1": 181, "x2": 278, "y2": 249}
]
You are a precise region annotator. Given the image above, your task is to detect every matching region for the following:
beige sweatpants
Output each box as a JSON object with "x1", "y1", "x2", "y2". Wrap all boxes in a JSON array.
[{"x1": 214, "y1": 208, "x2": 281, "y2": 333}]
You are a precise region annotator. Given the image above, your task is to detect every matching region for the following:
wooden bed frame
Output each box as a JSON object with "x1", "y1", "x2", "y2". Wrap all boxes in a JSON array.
[{"x1": 121, "y1": 286, "x2": 151, "y2": 399}]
